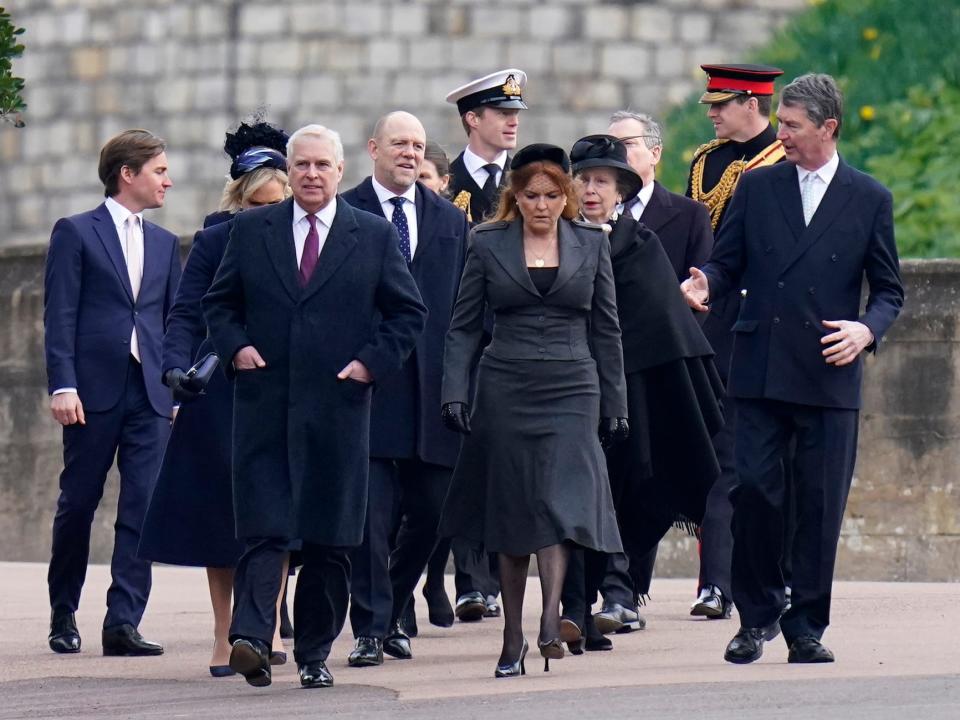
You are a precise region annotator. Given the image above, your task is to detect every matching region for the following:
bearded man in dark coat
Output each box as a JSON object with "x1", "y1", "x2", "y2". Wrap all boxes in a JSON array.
[{"x1": 203, "y1": 124, "x2": 426, "y2": 689}]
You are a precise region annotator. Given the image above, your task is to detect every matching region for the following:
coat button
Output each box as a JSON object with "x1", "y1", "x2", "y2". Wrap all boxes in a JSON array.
[
  {"x1": 765, "y1": 246, "x2": 773, "y2": 254},
  {"x1": 803, "y1": 321, "x2": 811, "y2": 328},
  {"x1": 777, "y1": 281, "x2": 784, "y2": 289},
  {"x1": 809, "y1": 287, "x2": 816, "y2": 294},
  {"x1": 831, "y1": 254, "x2": 839, "y2": 261},
  {"x1": 538, "y1": 347, "x2": 545, "y2": 353},
  {"x1": 773, "y1": 316, "x2": 781, "y2": 324},
  {"x1": 538, "y1": 316, "x2": 545, "y2": 321}
]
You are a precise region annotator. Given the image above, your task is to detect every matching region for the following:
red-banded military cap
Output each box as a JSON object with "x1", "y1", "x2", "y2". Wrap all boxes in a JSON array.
[
  {"x1": 699, "y1": 63, "x2": 784, "y2": 104},
  {"x1": 445, "y1": 69, "x2": 528, "y2": 116}
]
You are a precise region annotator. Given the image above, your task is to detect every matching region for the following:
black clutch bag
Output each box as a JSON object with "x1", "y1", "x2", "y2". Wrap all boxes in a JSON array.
[{"x1": 183, "y1": 352, "x2": 220, "y2": 394}]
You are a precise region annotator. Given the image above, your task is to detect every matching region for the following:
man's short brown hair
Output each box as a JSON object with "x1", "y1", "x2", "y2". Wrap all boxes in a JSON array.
[
  {"x1": 98, "y1": 129, "x2": 166, "y2": 197},
  {"x1": 733, "y1": 94, "x2": 772, "y2": 118}
]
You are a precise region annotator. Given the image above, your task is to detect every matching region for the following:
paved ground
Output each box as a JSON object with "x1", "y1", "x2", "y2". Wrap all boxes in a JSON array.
[{"x1": 1, "y1": 562, "x2": 958, "y2": 719}]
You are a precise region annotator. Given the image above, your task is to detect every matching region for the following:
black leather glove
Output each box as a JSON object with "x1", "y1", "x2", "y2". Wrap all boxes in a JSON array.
[
  {"x1": 164, "y1": 368, "x2": 202, "y2": 404},
  {"x1": 599, "y1": 417, "x2": 630, "y2": 449},
  {"x1": 441, "y1": 401, "x2": 472, "y2": 435}
]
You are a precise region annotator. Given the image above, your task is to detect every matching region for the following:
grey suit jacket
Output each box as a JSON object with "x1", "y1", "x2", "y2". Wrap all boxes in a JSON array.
[{"x1": 442, "y1": 218, "x2": 627, "y2": 418}]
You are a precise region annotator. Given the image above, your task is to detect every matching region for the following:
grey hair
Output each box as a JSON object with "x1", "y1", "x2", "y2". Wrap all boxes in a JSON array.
[
  {"x1": 286, "y1": 124, "x2": 344, "y2": 163},
  {"x1": 780, "y1": 74, "x2": 843, "y2": 139},
  {"x1": 609, "y1": 110, "x2": 663, "y2": 149}
]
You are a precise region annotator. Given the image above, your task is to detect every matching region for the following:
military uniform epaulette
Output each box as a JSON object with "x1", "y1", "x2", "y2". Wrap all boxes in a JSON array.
[
  {"x1": 473, "y1": 220, "x2": 509, "y2": 232},
  {"x1": 691, "y1": 138, "x2": 729, "y2": 163}
]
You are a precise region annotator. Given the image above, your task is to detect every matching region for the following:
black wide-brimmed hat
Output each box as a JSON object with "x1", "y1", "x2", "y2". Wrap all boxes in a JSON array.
[
  {"x1": 570, "y1": 134, "x2": 643, "y2": 200},
  {"x1": 510, "y1": 143, "x2": 570, "y2": 173}
]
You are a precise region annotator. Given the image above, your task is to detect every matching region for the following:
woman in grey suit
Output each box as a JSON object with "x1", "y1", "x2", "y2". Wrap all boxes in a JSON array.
[{"x1": 439, "y1": 144, "x2": 628, "y2": 678}]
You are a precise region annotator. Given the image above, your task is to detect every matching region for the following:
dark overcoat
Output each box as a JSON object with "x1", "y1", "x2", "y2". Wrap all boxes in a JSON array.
[
  {"x1": 703, "y1": 158, "x2": 903, "y2": 410},
  {"x1": 641, "y1": 181, "x2": 714, "y2": 282},
  {"x1": 341, "y1": 178, "x2": 470, "y2": 468},
  {"x1": 202, "y1": 197, "x2": 427, "y2": 546}
]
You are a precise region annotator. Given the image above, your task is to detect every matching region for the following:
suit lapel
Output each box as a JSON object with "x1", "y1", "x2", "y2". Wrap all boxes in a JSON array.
[
  {"x1": 354, "y1": 177, "x2": 387, "y2": 219},
  {"x1": 91, "y1": 204, "x2": 134, "y2": 302},
  {"x1": 488, "y1": 220, "x2": 540, "y2": 297},
  {"x1": 140, "y1": 221, "x2": 165, "y2": 303},
  {"x1": 412, "y1": 184, "x2": 436, "y2": 263},
  {"x1": 639, "y1": 183, "x2": 679, "y2": 234},
  {"x1": 300, "y1": 198, "x2": 359, "y2": 303},
  {"x1": 546, "y1": 220, "x2": 588, "y2": 295},
  {"x1": 778, "y1": 160, "x2": 855, "y2": 275},
  {"x1": 773, "y1": 164, "x2": 806, "y2": 243},
  {"x1": 263, "y1": 199, "x2": 301, "y2": 303}
]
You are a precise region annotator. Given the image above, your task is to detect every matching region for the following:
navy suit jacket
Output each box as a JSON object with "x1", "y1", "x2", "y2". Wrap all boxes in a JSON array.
[
  {"x1": 341, "y1": 178, "x2": 470, "y2": 468},
  {"x1": 702, "y1": 158, "x2": 903, "y2": 410},
  {"x1": 641, "y1": 181, "x2": 713, "y2": 282},
  {"x1": 44, "y1": 202, "x2": 181, "y2": 417}
]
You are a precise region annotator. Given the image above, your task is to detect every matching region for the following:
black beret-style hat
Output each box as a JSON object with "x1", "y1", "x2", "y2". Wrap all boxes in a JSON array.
[{"x1": 509, "y1": 143, "x2": 570, "y2": 173}]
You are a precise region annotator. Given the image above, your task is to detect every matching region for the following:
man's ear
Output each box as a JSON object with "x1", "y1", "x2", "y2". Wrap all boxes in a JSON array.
[
  {"x1": 367, "y1": 138, "x2": 378, "y2": 161},
  {"x1": 465, "y1": 110, "x2": 480, "y2": 131},
  {"x1": 651, "y1": 143, "x2": 662, "y2": 166},
  {"x1": 119, "y1": 164, "x2": 135, "y2": 186},
  {"x1": 822, "y1": 118, "x2": 839, "y2": 139}
]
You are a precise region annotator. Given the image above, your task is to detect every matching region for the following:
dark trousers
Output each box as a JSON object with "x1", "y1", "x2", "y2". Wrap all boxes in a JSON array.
[
  {"x1": 562, "y1": 548, "x2": 612, "y2": 626},
  {"x1": 231, "y1": 538, "x2": 350, "y2": 664},
  {"x1": 452, "y1": 541, "x2": 499, "y2": 599},
  {"x1": 349, "y1": 458, "x2": 451, "y2": 638},
  {"x1": 48, "y1": 356, "x2": 168, "y2": 629},
  {"x1": 731, "y1": 398, "x2": 858, "y2": 642},
  {"x1": 698, "y1": 399, "x2": 738, "y2": 597}
]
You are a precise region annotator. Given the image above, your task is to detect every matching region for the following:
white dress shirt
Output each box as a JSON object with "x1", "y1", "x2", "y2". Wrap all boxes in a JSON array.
[
  {"x1": 796, "y1": 151, "x2": 840, "y2": 219},
  {"x1": 370, "y1": 176, "x2": 419, "y2": 258},
  {"x1": 292, "y1": 197, "x2": 337, "y2": 266},
  {"x1": 463, "y1": 146, "x2": 508, "y2": 189},
  {"x1": 623, "y1": 181, "x2": 656, "y2": 221}
]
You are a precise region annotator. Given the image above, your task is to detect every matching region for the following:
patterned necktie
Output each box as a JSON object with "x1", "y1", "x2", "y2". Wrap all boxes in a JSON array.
[
  {"x1": 621, "y1": 194, "x2": 641, "y2": 218},
  {"x1": 299, "y1": 214, "x2": 319, "y2": 286},
  {"x1": 389, "y1": 197, "x2": 412, "y2": 263},
  {"x1": 800, "y1": 172, "x2": 819, "y2": 226},
  {"x1": 481, "y1": 163, "x2": 500, "y2": 201},
  {"x1": 124, "y1": 215, "x2": 143, "y2": 361}
]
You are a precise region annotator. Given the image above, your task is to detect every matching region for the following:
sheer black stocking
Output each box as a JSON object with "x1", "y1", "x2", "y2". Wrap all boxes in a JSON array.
[
  {"x1": 535, "y1": 543, "x2": 569, "y2": 644},
  {"x1": 497, "y1": 552, "x2": 530, "y2": 665}
]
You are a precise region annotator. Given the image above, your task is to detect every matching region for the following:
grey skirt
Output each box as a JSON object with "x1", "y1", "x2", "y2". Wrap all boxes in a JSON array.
[{"x1": 439, "y1": 353, "x2": 623, "y2": 556}]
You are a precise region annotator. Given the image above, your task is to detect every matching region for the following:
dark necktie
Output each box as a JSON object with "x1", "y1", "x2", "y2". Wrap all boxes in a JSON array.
[
  {"x1": 621, "y1": 194, "x2": 641, "y2": 217},
  {"x1": 299, "y1": 214, "x2": 319, "y2": 286},
  {"x1": 481, "y1": 163, "x2": 500, "y2": 201},
  {"x1": 389, "y1": 197, "x2": 412, "y2": 263}
]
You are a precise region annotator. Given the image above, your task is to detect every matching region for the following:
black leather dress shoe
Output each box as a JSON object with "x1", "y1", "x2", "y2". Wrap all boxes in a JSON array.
[
  {"x1": 49, "y1": 612, "x2": 81, "y2": 654},
  {"x1": 348, "y1": 636, "x2": 384, "y2": 667},
  {"x1": 383, "y1": 624, "x2": 413, "y2": 659},
  {"x1": 455, "y1": 591, "x2": 486, "y2": 622},
  {"x1": 399, "y1": 600, "x2": 419, "y2": 638},
  {"x1": 723, "y1": 621, "x2": 781, "y2": 664},
  {"x1": 102, "y1": 624, "x2": 163, "y2": 656},
  {"x1": 299, "y1": 660, "x2": 334, "y2": 688},
  {"x1": 593, "y1": 602, "x2": 645, "y2": 635},
  {"x1": 788, "y1": 635, "x2": 835, "y2": 663},
  {"x1": 691, "y1": 585, "x2": 732, "y2": 619},
  {"x1": 584, "y1": 614, "x2": 612, "y2": 651},
  {"x1": 229, "y1": 638, "x2": 271, "y2": 687}
]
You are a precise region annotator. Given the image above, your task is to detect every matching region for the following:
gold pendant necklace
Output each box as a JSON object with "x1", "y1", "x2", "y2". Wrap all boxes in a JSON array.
[{"x1": 535, "y1": 257, "x2": 545, "y2": 268}]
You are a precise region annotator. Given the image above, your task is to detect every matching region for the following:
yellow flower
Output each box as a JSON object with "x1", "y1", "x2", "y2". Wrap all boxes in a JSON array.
[
  {"x1": 859, "y1": 105, "x2": 876, "y2": 121},
  {"x1": 870, "y1": 44, "x2": 882, "y2": 61},
  {"x1": 862, "y1": 27, "x2": 879, "y2": 41},
  {"x1": 809, "y1": 0, "x2": 826, "y2": 5}
]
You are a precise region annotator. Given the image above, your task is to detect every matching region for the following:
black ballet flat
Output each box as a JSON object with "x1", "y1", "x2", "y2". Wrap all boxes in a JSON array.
[
  {"x1": 494, "y1": 638, "x2": 528, "y2": 678},
  {"x1": 538, "y1": 638, "x2": 564, "y2": 672},
  {"x1": 209, "y1": 664, "x2": 236, "y2": 677}
]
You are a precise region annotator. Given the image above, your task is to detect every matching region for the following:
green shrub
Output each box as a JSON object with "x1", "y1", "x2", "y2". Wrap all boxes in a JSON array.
[
  {"x1": 0, "y1": 6, "x2": 26, "y2": 127},
  {"x1": 658, "y1": 0, "x2": 960, "y2": 257}
]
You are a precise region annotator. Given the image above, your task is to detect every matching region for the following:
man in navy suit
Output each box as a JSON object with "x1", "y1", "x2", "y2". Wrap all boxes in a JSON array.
[
  {"x1": 682, "y1": 74, "x2": 903, "y2": 664},
  {"x1": 203, "y1": 124, "x2": 426, "y2": 689},
  {"x1": 340, "y1": 111, "x2": 470, "y2": 667},
  {"x1": 44, "y1": 129, "x2": 181, "y2": 656}
]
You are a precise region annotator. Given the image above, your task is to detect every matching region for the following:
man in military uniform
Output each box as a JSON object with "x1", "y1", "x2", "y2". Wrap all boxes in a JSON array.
[
  {"x1": 686, "y1": 64, "x2": 787, "y2": 621},
  {"x1": 445, "y1": 69, "x2": 527, "y2": 224}
]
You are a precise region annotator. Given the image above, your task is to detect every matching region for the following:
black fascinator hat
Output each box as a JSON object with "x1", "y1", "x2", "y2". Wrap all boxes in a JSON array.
[
  {"x1": 510, "y1": 143, "x2": 571, "y2": 173},
  {"x1": 224, "y1": 118, "x2": 289, "y2": 180},
  {"x1": 570, "y1": 134, "x2": 643, "y2": 200}
]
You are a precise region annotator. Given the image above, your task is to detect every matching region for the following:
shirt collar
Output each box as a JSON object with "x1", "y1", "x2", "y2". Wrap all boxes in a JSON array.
[
  {"x1": 796, "y1": 151, "x2": 840, "y2": 185},
  {"x1": 463, "y1": 146, "x2": 507, "y2": 176},
  {"x1": 636, "y1": 181, "x2": 655, "y2": 209},
  {"x1": 293, "y1": 197, "x2": 338, "y2": 228},
  {"x1": 371, "y1": 175, "x2": 416, "y2": 206},
  {"x1": 104, "y1": 196, "x2": 143, "y2": 228}
]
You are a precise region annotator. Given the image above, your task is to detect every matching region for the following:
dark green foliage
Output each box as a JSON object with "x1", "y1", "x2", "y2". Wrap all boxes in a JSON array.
[
  {"x1": 0, "y1": 6, "x2": 26, "y2": 127},
  {"x1": 658, "y1": 0, "x2": 960, "y2": 257}
]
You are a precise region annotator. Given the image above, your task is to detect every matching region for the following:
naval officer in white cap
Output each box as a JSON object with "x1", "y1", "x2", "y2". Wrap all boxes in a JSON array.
[{"x1": 445, "y1": 68, "x2": 528, "y2": 224}]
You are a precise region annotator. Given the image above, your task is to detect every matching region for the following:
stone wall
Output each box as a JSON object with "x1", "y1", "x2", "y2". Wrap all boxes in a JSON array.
[
  {"x1": 1, "y1": 246, "x2": 957, "y2": 581},
  {"x1": 2, "y1": 0, "x2": 805, "y2": 247}
]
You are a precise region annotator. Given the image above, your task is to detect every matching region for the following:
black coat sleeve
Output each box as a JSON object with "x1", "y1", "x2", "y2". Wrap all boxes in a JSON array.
[{"x1": 591, "y1": 236, "x2": 628, "y2": 419}]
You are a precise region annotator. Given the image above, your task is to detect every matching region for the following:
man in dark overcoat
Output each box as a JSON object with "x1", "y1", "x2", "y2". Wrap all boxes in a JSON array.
[
  {"x1": 340, "y1": 111, "x2": 470, "y2": 667},
  {"x1": 682, "y1": 74, "x2": 903, "y2": 664},
  {"x1": 203, "y1": 124, "x2": 426, "y2": 689}
]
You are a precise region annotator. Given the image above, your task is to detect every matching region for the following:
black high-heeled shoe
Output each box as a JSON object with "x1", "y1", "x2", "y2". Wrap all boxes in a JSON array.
[
  {"x1": 538, "y1": 638, "x2": 564, "y2": 672},
  {"x1": 494, "y1": 638, "x2": 528, "y2": 678}
]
